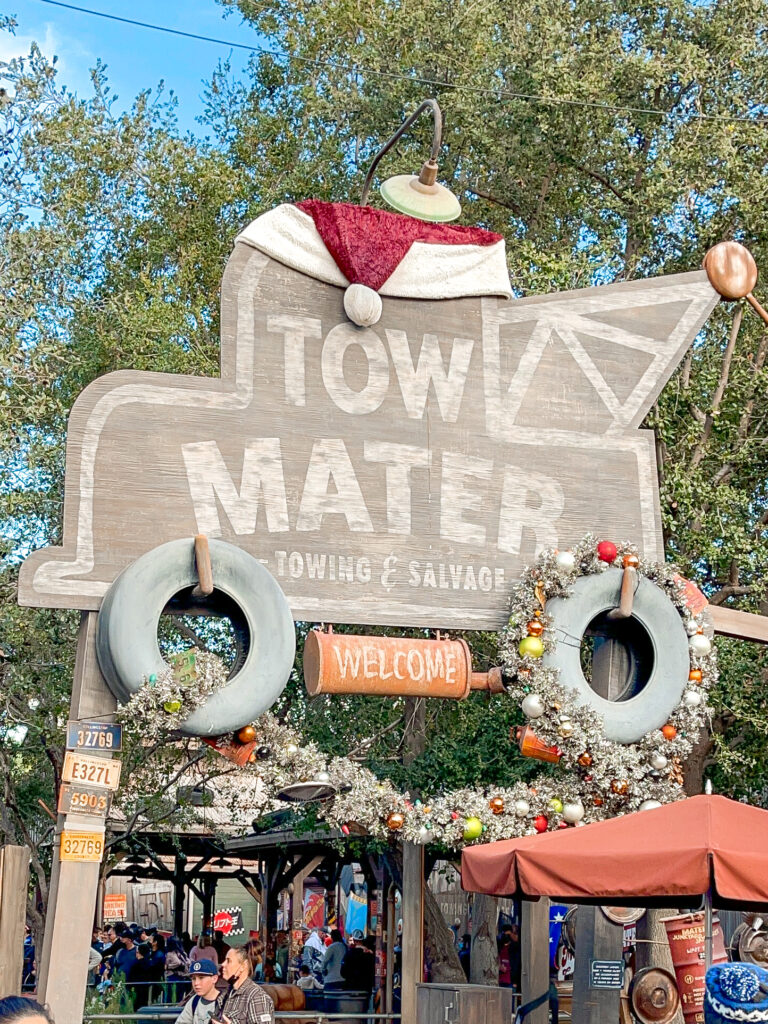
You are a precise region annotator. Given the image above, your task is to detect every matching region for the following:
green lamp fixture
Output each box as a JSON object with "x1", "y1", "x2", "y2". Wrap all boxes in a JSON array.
[{"x1": 361, "y1": 98, "x2": 461, "y2": 222}]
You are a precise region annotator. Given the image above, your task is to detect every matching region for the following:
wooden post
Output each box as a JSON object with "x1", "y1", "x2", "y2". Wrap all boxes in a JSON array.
[
  {"x1": 401, "y1": 842, "x2": 424, "y2": 1024},
  {"x1": 38, "y1": 611, "x2": 116, "y2": 1024},
  {"x1": 521, "y1": 899, "x2": 550, "y2": 1024},
  {"x1": 572, "y1": 906, "x2": 624, "y2": 1024},
  {"x1": 0, "y1": 845, "x2": 31, "y2": 994}
]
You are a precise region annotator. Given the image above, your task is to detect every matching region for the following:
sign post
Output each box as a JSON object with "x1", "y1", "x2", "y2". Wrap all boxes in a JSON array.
[{"x1": 37, "y1": 612, "x2": 117, "y2": 1024}]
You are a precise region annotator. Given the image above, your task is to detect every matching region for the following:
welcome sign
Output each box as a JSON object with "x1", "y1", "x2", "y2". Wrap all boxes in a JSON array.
[{"x1": 18, "y1": 209, "x2": 718, "y2": 628}]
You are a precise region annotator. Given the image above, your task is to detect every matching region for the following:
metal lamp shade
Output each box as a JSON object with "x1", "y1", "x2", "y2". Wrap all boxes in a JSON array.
[
  {"x1": 380, "y1": 173, "x2": 461, "y2": 222},
  {"x1": 276, "y1": 780, "x2": 336, "y2": 803}
]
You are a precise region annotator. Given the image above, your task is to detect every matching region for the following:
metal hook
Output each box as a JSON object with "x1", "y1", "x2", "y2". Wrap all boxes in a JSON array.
[{"x1": 360, "y1": 98, "x2": 444, "y2": 206}]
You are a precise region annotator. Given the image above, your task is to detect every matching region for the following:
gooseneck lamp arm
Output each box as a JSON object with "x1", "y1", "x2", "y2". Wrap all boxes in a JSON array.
[{"x1": 360, "y1": 98, "x2": 443, "y2": 206}]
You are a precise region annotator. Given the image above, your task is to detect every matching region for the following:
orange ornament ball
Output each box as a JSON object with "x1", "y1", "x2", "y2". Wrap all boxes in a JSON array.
[
  {"x1": 578, "y1": 752, "x2": 593, "y2": 768},
  {"x1": 489, "y1": 797, "x2": 505, "y2": 815},
  {"x1": 527, "y1": 619, "x2": 544, "y2": 637},
  {"x1": 662, "y1": 724, "x2": 678, "y2": 741},
  {"x1": 593, "y1": 796, "x2": 604, "y2": 807},
  {"x1": 610, "y1": 780, "x2": 629, "y2": 795},
  {"x1": 386, "y1": 812, "x2": 405, "y2": 831},
  {"x1": 689, "y1": 669, "x2": 703, "y2": 684},
  {"x1": 623, "y1": 553, "x2": 640, "y2": 569},
  {"x1": 237, "y1": 725, "x2": 257, "y2": 744}
]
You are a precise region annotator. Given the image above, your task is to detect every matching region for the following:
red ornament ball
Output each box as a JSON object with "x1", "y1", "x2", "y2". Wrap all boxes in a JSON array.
[
  {"x1": 341, "y1": 824, "x2": 351, "y2": 836},
  {"x1": 558, "y1": 820, "x2": 570, "y2": 829},
  {"x1": 450, "y1": 811, "x2": 460, "y2": 820},
  {"x1": 533, "y1": 814, "x2": 549, "y2": 833},
  {"x1": 597, "y1": 540, "x2": 618, "y2": 562}
]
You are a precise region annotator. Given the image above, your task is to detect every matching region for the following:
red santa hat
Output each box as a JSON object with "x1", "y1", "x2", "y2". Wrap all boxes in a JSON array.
[{"x1": 236, "y1": 200, "x2": 512, "y2": 326}]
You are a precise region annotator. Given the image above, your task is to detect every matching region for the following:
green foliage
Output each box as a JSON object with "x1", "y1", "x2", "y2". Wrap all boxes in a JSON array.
[{"x1": 2, "y1": 0, "x2": 768, "y2": 934}]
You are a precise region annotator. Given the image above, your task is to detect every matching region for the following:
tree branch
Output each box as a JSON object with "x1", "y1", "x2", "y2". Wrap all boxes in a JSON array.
[{"x1": 690, "y1": 305, "x2": 743, "y2": 470}]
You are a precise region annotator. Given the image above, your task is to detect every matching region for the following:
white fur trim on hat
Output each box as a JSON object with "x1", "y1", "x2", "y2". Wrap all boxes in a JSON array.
[{"x1": 235, "y1": 204, "x2": 513, "y2": 301}]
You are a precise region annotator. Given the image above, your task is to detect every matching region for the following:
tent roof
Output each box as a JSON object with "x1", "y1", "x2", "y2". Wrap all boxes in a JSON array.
[{"x1": 461, "y1": 795, "x2": 768, "y2": 908}]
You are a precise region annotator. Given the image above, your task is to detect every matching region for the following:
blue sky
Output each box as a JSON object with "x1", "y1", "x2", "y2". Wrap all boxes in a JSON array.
[{"x1": 2, "y1": 0, "x2": 261, "y2": 135}]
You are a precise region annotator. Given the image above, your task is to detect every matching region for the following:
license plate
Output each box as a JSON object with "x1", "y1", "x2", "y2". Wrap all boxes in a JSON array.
[
  {"x1": 58, "y1": 783, "x2": 112, "y2": 816},
  {"x1": 62, "y1": 751, "x2": 122, "y2": 791},
  {"x1": 60, "y1": 829, "x2": 105, "y2": 862},
  {"x1": 66, "y1": 721, "x2": 122, "y2": 752}
]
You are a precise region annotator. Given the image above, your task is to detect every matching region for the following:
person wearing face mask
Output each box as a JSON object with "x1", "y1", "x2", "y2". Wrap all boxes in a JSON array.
[{"x1": 214, "y1": 946, "x2": 274, "y2": 1024}]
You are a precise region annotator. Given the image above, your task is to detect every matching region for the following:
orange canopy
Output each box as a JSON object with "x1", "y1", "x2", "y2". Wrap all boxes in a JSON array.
[{"x1": 461, "y1": 795, "x2": 768, "y2": 908}]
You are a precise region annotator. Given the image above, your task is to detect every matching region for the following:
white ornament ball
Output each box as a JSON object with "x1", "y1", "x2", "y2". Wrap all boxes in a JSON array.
[
  {"x1": 286, "y1": 743, "x2": 299, "y2": 756},
  {"x1": 558, "y1": 721, "x2": 575, "y2": 738},
  {"x1": 639, "y1": 800, "x2": 663, "y2": 812},
  {"x1": 650, "y1": 752, "x2": 668, "y2": 771},
  {"x1": 316, "y1": 771, "x2": 331, "y2": 783},
  {"x1": 343, "y1": 284, "x2": 382, "y2": 327},
  {"x1": 685, "y1": 619, "x2": 701, "y2": 636},
  {"x1": 521, "y1": 694, "x2": 545, "y2": 719},
  {"x1": 555, "y1": 550, "x2": 576, "y2": 571},
  {"x1": 562, "y1": 800, "x2": 585, "y2": 824},
  {"x1": 514, "y1": 799, "x2": 530, "y2": 818},
  {"x1": 683, "y1": 689, "x2": 702, "y2": 708},
  {"x1": 417, "y1": 826, "x2": 431, "y2": 845},
  {"x1": 689, "y1": 633, "x2": 712, "y2": 655}
]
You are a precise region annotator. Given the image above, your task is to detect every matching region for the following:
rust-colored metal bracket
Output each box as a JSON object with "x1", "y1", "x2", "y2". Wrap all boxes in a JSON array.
[
  {"x1": 191, "y1": 534, "x2": 214, "y2": 598},
  {"x1": 704, "y1": 241, "x2": 768, "y2": 326}
]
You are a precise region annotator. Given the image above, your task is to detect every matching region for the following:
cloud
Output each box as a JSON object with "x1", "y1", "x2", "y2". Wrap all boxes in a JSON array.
[{"x1": 0, "y1": 19, "x2": 96, "y2": 94}]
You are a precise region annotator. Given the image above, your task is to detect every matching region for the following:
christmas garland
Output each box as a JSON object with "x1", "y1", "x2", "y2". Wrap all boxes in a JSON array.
[{"x1": 123, "y1": 536, "x2": 716, "y2": 849}]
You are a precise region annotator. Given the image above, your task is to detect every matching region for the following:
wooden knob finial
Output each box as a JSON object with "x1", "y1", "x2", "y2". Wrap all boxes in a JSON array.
[{"x1": 703, "y1": 241, "x2": 758, "y2": 299}]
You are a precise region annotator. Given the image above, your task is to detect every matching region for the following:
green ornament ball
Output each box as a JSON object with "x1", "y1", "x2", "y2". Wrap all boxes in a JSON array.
[
  {"x1": 163, "y1": 699, "x2": 182, "y2": 713},
  {"x1": 148, "y1": 674, "x2": 157, "y2": 685},
  {"x1": 463, "y1": 816, "x2": 484, "y2": 841},
  {"x1": 549, "y1": 798, "x2": 563, "y2": 813},
  {"x1": 518, "y1": 636, "x2": 544, "y2": 659}
]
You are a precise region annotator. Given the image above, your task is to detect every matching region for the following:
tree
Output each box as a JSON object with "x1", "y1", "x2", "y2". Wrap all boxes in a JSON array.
[{"x1": 2, "y1": 0, "x2": 768, "y2": 968}]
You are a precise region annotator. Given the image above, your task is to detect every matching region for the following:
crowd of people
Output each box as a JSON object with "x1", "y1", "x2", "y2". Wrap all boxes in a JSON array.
[{"x1": 85, "y1": 921, "x2": 378, "y2": 1018}]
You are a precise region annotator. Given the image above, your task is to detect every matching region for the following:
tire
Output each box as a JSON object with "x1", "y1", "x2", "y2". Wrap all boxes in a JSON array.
[
  {"x1": 96, "y1": 538, "x2": 295, "y2": 736},
  {"x1": 543, "y1": 568, "x2": 689, "y2": 744}
]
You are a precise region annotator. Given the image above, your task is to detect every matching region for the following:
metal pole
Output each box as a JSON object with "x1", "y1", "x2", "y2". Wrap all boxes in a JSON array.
[{"x1": 705, "y1": 887, "x2": 713, "y2": 972}]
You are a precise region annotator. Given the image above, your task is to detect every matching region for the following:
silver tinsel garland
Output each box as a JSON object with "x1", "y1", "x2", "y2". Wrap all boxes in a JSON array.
[{"x1": 122, "y1": 537, "x2": 716, "y2": 849}]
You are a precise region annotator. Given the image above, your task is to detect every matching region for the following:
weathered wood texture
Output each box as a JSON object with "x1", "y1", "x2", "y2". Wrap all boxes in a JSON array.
[
  {"x1": 470, "y1": 894, "x2": 499, "y2": 985},
  {"x1": 416, "y1": 983, "x2": 514, "y2": 1024},
  {"x1": 401, "y1": 842, "x2": 425, "y2": 1024},
  {"x1": 0, "y1": 845, "x2": 30, "y2": 996},
  {"x1": 636, "y1": 910, "x2": 684, "y2": 1024},
  {"x1": 38, "y1": 612, "x2": 115, "y2": 1024},
  {"x1": 572, "y1": 906, "x2": 624, "y2": 1024},
  {"x1": 709, "y1": 605, "x2": 768, "y2": 644},
  {"x1": 522, "y1": 898, "x2": 550, "y2": 1024},
  {"x1": 18, "y1": 244, "x2": 718, "y2": 629}
]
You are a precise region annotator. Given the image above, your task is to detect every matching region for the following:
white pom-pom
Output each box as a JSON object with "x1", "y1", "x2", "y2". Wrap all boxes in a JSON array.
[{"x1": 344, "y1": 284, "x2": 382, "y2": 327}]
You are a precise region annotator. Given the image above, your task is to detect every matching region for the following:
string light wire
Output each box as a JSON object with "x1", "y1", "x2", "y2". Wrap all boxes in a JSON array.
[{"x1": 26, "y1": 0, "x2": 768, "y2": 127}]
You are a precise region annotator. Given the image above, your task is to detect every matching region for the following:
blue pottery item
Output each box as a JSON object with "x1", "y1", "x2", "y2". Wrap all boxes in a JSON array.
[{"x1": 705, "y1": 963, "x2": 768, "y2": 1023}]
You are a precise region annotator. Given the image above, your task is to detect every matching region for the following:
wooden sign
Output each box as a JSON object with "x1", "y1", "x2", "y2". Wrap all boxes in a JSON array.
[
  {"x1": 66, "y1": 720, "x2": 122, "y2": 752},
  {"x1": 62, "y1": 751, "x2": 121, "y2": 791},
  {"x1": 17, "y1": 243, "x2": 718, "y2": 628},
  {"x1": 60, "y1": 829, "x2": 105, "y2": 863},
  {"x1": 58, "y1": 783, "x2": 112, "y2": 817}
]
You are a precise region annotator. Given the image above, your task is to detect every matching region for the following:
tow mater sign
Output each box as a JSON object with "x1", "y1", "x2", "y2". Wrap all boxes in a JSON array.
[{"x1": 18, "y1": 201, "x2": 718, "y2": 628}]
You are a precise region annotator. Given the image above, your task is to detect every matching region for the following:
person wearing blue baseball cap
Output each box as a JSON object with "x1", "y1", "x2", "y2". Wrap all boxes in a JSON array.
[{"x1": 174, "y1": 959, "x2": 219, "y2": 1024}]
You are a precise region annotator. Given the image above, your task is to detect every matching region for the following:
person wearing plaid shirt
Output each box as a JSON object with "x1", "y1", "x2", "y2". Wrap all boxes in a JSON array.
[{"x1": 214, "y1": 947, "x2": 274, "y2": 1024}]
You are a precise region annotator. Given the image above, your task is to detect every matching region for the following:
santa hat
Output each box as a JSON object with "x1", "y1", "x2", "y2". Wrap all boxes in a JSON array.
[
  {"x1": 236, "y1": 200, "x2": 512, "y2": 326},
  {"x1": 705, "y1": 964, "x2": 768, "y2": 1023}
]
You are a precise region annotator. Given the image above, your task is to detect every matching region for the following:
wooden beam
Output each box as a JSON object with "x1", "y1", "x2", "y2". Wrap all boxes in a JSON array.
[
  {"x1": 710, "y1": 605, "x2": 768, "y2": 644},
  {"x1": 521, "y1": 899, "x2": 550, "y2": 1024},
  {"x1": 38, "y1": 611, "x2": 115, "y2": 1024},
  {"x1": 0, "y1": 846, "x2": 31, "y2": 994},
  {"x1": 401, "y1": 842, "x2": 425, "y2": 1024},
  {"x1": 571, "y1": 906, "x2": 623, "y2": 1024}
]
